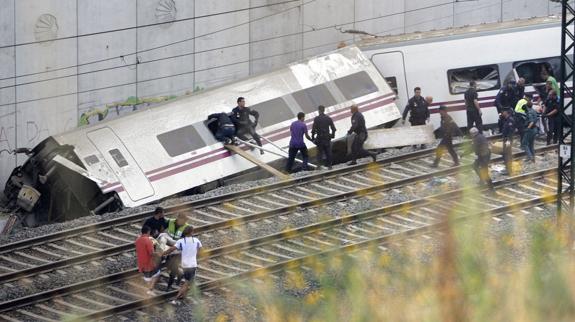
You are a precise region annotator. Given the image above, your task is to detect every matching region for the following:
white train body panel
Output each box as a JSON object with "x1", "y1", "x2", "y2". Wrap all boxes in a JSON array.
[
  {"x1": 359, "y1": 16, "x2": 569, "y2": 130},
  {"x1": 51, "y1": 46, "x2": 400, "y2": 208}
]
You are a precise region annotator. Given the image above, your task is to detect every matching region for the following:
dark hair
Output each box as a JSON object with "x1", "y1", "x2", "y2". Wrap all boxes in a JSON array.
[
  {"x1": 469, "y1": 81, "x2": 476, "y2": 87},
  {"x1": 237, "y1": 97, "x2": 245, "y2": 103},
  {"x1": 414, "y1": 87, "x2": 421, "y2": 92},
  {"x1": 182, "y1": 225, "x2": 194, "y2": 237},
  {"x1": 525, "y1": 93, "x2": 533, "y2": 100},
  {"x1": 318, "y1": 105, "x2": 325, "y2": 113},
  {"x1": 141, "y1": 225, "x2": 151, "y2": 234},
  {"x1": 154, "y1": 207, "x2": 164, "y2": 215},
  {"x1": 297, "y1": 112, "x2": 305, "y2": 120}
]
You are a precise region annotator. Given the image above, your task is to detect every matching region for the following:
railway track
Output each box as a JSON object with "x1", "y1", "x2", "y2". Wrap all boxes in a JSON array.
[
  {"x1": 0, "y1": 138, "x2": 554, "y2": 288},
  {"x1": 0, "y1": 167, "x2": 561, "y2": 321}
]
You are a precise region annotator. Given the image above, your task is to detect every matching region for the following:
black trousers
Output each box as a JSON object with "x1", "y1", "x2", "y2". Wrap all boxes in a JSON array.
[
  {"x1": 466, "y1": 109, "x2": 483, "y2": 133},
  {"x1": 286, "y1": 146, "x2": 308, "y2": 173},
  {"x1": 547, "y1": 117, "x2": 559, "y2": 144},
  {"x1": 473, "y1": 153, "x2": 493, "y2": 186},
  {"x1": 237, "y1": 125, "x2": 262, "y2": 147},
  {"x1": 351, "y1": 132, "x2": 374, "y2": 162},
  {"x1": 315, "y1": 139, "x2": 333, "y2": 167},
  {"x1": 502, "y1": 140, "x2": 513, "y2": 173},
  {"x1": 433, "y1": 138, "x2": 458, "y2": 165}
]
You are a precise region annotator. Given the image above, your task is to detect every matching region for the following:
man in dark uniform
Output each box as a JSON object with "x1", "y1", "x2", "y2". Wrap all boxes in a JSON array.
[
  {"x1": 143, "y1": 207, "x2": 168, "y2": 238},
  {"x1": 207, "y1": 112, "x2": 236, "y2": 144},
  {"x1": 347, "y1": 104, "x2": 377, "y2": 165},
  {"x1": 495, "y1": 82, "x2": 516, "y2": 133},
  {"x1": 465, "y1": 81, "x2": 483, "y2": 134},
  {"x1": 469, "y1": 127, "x2": 494, "y2": 189},
  {"x1": 311, "y1": 105, "x2": 336, "y2": 169},
  {"x1": 544, "y1": 90, "x2": 559, "y2": 145},
  {"x1": 512, "y1": 78, "x2": 526, "y2": 107},
  {"x1": 402, "y1": 87, "x2": 430, "y2": 149},
  {"x1": 500, "y1": 108, "x2": 516, "y2": 175},
  {"x1": 231, "y1": 97, "x2": 264, "y2": 154},
  {"x1": 431, "y1": 105, "x2": 462, "y2": 167}
]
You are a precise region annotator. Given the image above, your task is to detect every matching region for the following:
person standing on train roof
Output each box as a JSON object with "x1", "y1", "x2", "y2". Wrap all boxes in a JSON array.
[
  {"x1": 500, "y1": 108, "x2": 516, "y2": 175},
  {"x1": 521, "y1": 97, "x2": 539, "y2": 163},
  {"x1": 167, "y1": 212, "x2": 190, "y2": 240},
  {"x1": 402, "y1": 87, "x2": 430, "y2": 149},
  {"x1": 135, "y1": 225, "x2": 161, "y2": 295},
  {"x1": 311, "y1": 105, "x2": 336, "y2": 170},
  {"x1": 467, "y1": 127, "x2": 494, "y2": 189},
  {"x1": 231, "y1": 97, "x2": 264, "y2": 155},
  {"x1": 286, "y1": 112, "x2": 313, "y2": 173},
  {"x1": 431, "y1": 105, "x2": 462, "y2": 168},
  {"x1": 347, "y1": 104, "x2": 377, "y2": 165},
  {"x1": 465, "y1": 81, "x2": 483, "y2": 134},
  {"x1": 143, "y1": 207, "x2": 168, "y2": 238},
  {"x1": 207, "y1": 112, "x2": 236, "y2": 145},
  {"x1": 164, "y1": 226, "x2": 202, "y2": 305}
]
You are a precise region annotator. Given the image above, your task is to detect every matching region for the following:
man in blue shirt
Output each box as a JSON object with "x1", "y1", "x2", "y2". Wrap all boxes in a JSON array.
[
  {"x1": 521, "y1": 99, "x2": 539, "y2": 163},
  {"x1": 286, "y1": 112, "x2": 313, "y2": 173}
]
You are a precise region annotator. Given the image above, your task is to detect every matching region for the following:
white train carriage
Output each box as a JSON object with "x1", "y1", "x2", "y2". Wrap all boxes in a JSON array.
[
  {"x1": 5, "y1": 46, "x2": 401, "y2": 224},
  {"x1": 359, "y1": 16, "x2": 569, "y2": 130}
]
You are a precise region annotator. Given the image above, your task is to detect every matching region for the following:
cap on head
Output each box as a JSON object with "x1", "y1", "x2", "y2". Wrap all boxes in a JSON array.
[{"x1": 469, "y1": 127, "x2": 479, "y2": 137}]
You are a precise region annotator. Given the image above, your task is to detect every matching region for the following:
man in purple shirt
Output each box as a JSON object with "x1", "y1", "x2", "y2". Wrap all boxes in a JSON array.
[{"x1": 286, "y1": 112, "x2": 313, "y2": 173}]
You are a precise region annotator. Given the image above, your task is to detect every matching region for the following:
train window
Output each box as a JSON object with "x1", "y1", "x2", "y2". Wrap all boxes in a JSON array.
[
  {"x1": 251, "y1": 98, "x2": 295, "y2": 128},
  {"x1": 513, "y1": 57, "x2": 561, "y2": 84},
  {"x1": 334, "y1": 71, "x2": 379, "y2": 100},
  {"x1": 447, "y1": 65, "x2": 500, "y2": 94},
  {"x1": 157, "y1": 125, "x2": 205, "y2": 157},
  {"x1": 108, "y1": 149, "x2": 129, "y2": 168},
  {"x1": 292, "y1": 84, "x2": 337, "y2": 113},
  {"x1": 384, "y1": 77, "x2": 398, "y2": 95},
  {"x1": 84, "y1": 155, "x2": 99, "y2": 166}
]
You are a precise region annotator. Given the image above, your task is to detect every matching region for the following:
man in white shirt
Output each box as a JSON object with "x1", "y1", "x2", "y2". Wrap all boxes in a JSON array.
[{"x1": 163, "y1": 226, "x2": 202, "y2": 305}]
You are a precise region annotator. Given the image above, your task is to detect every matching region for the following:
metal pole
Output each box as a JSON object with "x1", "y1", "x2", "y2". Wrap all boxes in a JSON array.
[{"x1": 234, "y1": 138, "x2": 318, "y2": 169}]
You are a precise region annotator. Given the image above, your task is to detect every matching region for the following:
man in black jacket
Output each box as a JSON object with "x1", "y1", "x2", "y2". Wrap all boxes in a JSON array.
[
  {"x1": 402, "y1": 87, "x2": 430, "y2": 149},
  {"x1": 431, "y1": 106, "x2": 462, "y2": 167},
  {"x1": 311, "y1": 105, "x2": 336, "y2": 169},
  {"x1": 347, "y1": 104, "x2": 376, "y2": 165},
  {"x1": 207, "y1": 112, "x2": 236, "y2": 144},
  {"x1": 231, "y1": 97, "x2": 263, "y2": 154}
]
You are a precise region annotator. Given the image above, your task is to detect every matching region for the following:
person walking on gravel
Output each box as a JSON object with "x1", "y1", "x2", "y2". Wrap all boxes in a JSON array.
[
  {"x1": 164, "y1": 226, "x2": 202, "y2": 305},
  {"x1": 135, "y1": 225, "x2": 160, "y2": 295}
]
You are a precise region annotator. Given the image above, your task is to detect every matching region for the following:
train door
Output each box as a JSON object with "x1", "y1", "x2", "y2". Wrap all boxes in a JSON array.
[
  {"x1": 371, "y1": 51, "x2": 409, "y2": 109},
  {"x1": 87, "y1": 127, "x2": 155, "y2": 202}
]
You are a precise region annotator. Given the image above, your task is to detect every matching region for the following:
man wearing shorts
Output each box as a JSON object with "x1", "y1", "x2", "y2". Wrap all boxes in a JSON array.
[
  {"x1": 164, "y1": 226, "x2": 202, "y2": 305},
  {"x1": 135, "y1": 225, "x2": 160, "y2": 295}
]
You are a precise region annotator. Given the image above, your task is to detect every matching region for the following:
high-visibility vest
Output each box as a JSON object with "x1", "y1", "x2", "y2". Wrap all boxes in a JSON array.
[
  {"x1": 167, "y1": 219, "x2": 189, "y2": 240},
  {"x1": 515, "y1": 98, "x2": 527, "y2": 114}
]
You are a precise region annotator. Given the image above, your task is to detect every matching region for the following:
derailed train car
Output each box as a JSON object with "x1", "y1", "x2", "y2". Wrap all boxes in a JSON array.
[{"x1": 4, "y1": 46, "x2": 401, "y2": 225}]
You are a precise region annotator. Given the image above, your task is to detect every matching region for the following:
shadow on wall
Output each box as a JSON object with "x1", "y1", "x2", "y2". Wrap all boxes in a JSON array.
[{"x1": 78, "y1": 85, "x2": 204, "y2": 126}]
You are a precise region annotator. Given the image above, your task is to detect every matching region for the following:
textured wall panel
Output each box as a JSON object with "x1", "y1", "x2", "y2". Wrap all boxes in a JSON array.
[
  {"x1": 404, "y1": 0, "x2": 454, "y2": 33},
  {"x1": 0, "y1": 0, "x2": 14, "y2": 47},
  {"x1": 78, "y1": 0, "x2": 136, "y2": 34},
  {"x1": 355, "y1": 0, "x2": 405, "y2": 37},
  {"x1": 454, "y1": 0, "x2": 502, "y2": 28},
  {"x1": 0, "y1": 105, "x2": 16, "y2": 182},
  {"x1": 15, "y1": 0, "x2": 77, "y2": 44}
]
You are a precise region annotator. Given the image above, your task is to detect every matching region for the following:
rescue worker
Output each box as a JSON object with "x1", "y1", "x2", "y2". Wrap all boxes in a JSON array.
[
  {"x1": 431, "y1": 105, "x2": 462, "y2": 167},
  {"x1": 512, "y1": 78, "x2": 526, "y2": 107},
  {"x1": 468, "y1": 127, "x2": 494, "y2": 189},
  {"x1": 167, "y1": 212, "x2": 189, "y2": 240},
  {"x1": 286, "y1": 112, "x2": 313, "y2": 173},
  {"x1": 135, "y1": 226, "x2": 160, "y2": 295},
  {"x1": 143, "y1": 207, "x2": 168, "y2": 238},
  {"x1": 231, "y1": 97, "x2": 264, "y2": 154},
  {"x1": 347, "y1": 104, "x2": 377, "y2": 165},
  {"x1": 544, "y1": 90, "x2": 559, "y2": 145},
  {"x1": 465, "y1": 81, "x2": 483, "y2": 134},
  {"x1": 514, "y1": 94, "x2": 532, "y2": 142},
  {"x1": 164, "y1": 226, "x2": 202, "y2": 306},
  {"x1": 495, "y1": 82, "x2": 516, "y2": 133},
  {"x1": 207, "y1": 112, "x2": 236, "y2": 144},
  {"x1": 311, "y1": 105, "x2": 336, "y2": 169},
  {"x1": 522, "y1": 97, "x2": 539, "y2": 163},
  {"x1": 500, "y1": 108, "x2": 516, "y2": 175},
  {"x1": 402, "y1": 87, "x2": 430, "y2": 149}
]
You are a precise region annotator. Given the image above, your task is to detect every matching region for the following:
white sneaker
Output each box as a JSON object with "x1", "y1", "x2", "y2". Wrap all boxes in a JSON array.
[
  {"x1": 146, "y1": 290, "x2": 156, "y2": 296},
  {"x1": 171, "y1": 300, "x2": 181, "y2": 305}
]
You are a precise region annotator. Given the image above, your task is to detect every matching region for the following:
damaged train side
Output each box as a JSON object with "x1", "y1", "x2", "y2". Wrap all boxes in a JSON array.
[{"x1": 3, "y1": 46, "x2": 401, "y2": 226}]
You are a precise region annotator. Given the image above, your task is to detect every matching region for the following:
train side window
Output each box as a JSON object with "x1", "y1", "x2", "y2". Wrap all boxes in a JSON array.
[
  {"x1": 108, "y1": 149, "x2": 128, "y2": 168},
  {"x1": 447, "y1": 65, "x2": 500, "y2": 94},
  {"x1": 292, "y1": 84, "x2": 337, "y2": 113},
  {"x1": 251, "y1": 98, "x2": 295, "y2": 128},
  {"x1": 384, "y1": 77, "x2": 398, "y2": 95},
  {"x1": 334, "y1": 71, "x2": 379, "y2": 100},
  {"x1": 513, "y1": 57, "x2": 561, "y2": 84},
  {"x1": 157, "y1": 125, "x2": 205, "y2": 157}
]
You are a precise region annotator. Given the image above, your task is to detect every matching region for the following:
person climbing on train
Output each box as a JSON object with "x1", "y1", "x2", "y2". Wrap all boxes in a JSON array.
[
  {"x1": 286, "y1": 112, "x2": 313, "y2": 173},
  {"x1": 431, "y1": 105, "x2": 462, "y2": 168},
  {"x1": 231, "y1": 97, "x2": 264, "y2": 154},
  {"x1": 164, "y1": 226, "x2": 202, "y2": 305},
  {"x1": 167, "y1": 212, "x2": 190, "y2": 240},
  {"x1": 465, "y1": 81, "x2": 483, "y2": 134},
  {"x1": 207, "y1": 112, "x2": 236, "y2": 145},
  {"x1": 135, "y1": 225, "x2": 161, "y2": 296},
  {"x1": 347, "y1": 104, "x2": 377, "y2": 165},
  {"x1": 402, "y1": 87, "x2": 430, "y2": 149},
  {"x1": 143, "y1": 207, "x2": 168, "y2": 238},
  {"x1": 311, "y1": 105, "x2": 336, "y2": 170}
]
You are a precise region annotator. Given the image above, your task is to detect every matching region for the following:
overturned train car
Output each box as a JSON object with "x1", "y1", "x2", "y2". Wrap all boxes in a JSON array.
[{"x1": 4, "y1": 46, "x2": 401, "y2": 225}]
